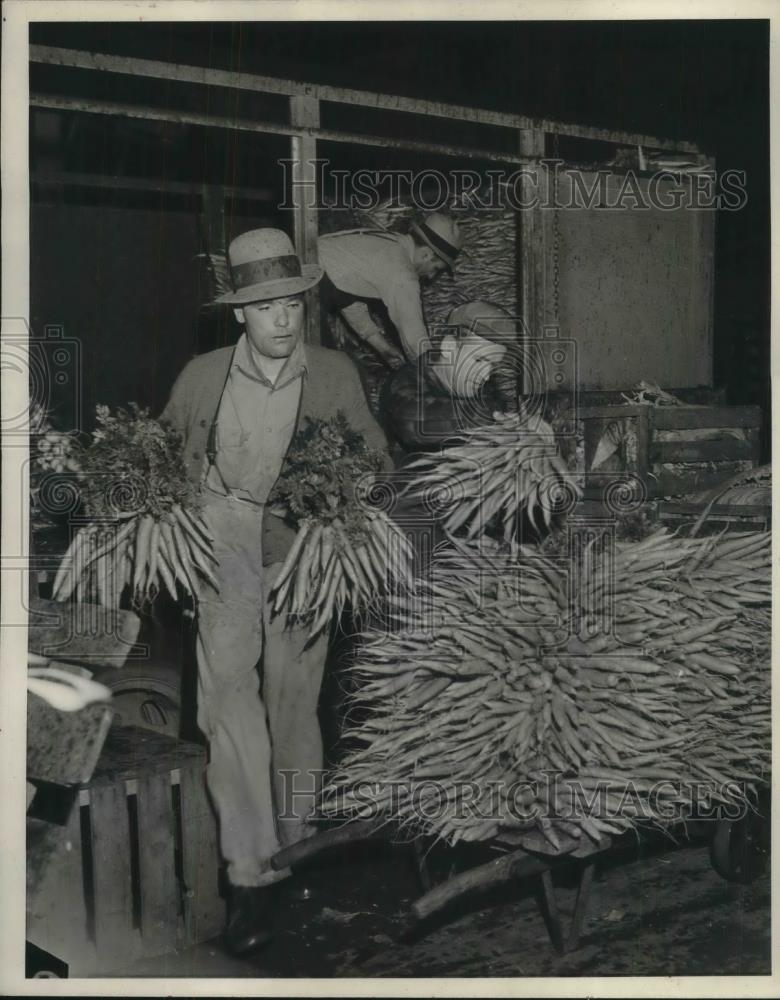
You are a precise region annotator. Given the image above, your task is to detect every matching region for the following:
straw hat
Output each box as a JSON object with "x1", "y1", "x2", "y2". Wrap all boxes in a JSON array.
[
  {"x1": 410, "y1": 212, "x2": 463, "y2": 273},
  {"x1": 215, "y1": 229, "x2": 323, "y2": 305}
]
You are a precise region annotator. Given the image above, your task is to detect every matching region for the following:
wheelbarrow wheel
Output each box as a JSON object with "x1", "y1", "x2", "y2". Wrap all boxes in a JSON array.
[
  {"x1": 91, "y1": 662, "x2": 181, "y2": 737},
  {"x1": 709, "y1": 812, "x2": 769, "y2": 884}
]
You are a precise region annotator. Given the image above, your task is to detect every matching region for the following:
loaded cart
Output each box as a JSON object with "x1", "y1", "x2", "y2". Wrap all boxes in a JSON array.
[{"x1": 269, "y1": 514, "x2": 770, "y2": 954}]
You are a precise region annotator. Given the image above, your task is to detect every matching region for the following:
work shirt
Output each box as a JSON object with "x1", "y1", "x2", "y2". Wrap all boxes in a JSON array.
[
  {"x1": 317, "y1": 230, "x2": 430, "y2": 360},
  {"x1": 204, "y1": 333, "x2": 305, "y2": 505}
]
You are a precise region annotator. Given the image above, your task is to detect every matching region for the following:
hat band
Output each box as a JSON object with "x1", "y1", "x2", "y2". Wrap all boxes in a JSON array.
[
  {"x1": 231, "y1": 254, "x2": 301, "y2": 290},
  {"x1": 413, "y1": 221, "x2": 460, "y2": 264}
]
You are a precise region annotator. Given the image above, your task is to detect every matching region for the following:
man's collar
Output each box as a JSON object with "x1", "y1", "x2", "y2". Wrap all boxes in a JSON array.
[
  {"x1": 399, "y1": 232, "x2": 416, "y2": 267},
  {"x1": 233, "y1": 333, "x2": 307, "y2": 386}
]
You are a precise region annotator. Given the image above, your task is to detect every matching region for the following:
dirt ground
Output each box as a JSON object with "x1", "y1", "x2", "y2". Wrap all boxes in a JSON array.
[{"x1": 111, "y1": 829, "x2": 771, "y2": 980}]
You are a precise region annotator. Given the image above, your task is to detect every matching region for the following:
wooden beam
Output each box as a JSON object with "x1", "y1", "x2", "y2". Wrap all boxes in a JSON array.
[
  {"x1": 31, "y1": 169, "x2": 273, "y2": 202},
  {"x1": 30, "y1": 93, "x2": 533, "y2": 165},
  {"x1": 577, "y1": 405, "x2": 645, "y2": 419},
  {"x1": 635, "y1": 406, "x2": 651, "y2": 496},
  {"x1": 289, "y1": 95, "x2": 321, "y2": 346},
  {"x1": 29, "y1": 44, "x2": 702, "y2": 154}
]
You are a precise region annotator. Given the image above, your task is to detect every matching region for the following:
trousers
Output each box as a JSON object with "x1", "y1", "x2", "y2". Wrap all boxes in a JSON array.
[{"x1": 195, "y1": 492, "x2": 329, "y2": 887}]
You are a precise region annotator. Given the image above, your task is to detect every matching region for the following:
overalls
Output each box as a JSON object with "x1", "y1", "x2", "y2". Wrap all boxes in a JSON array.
[{"x1": 196, "y1": 348, "x2": 328, "y2": 887}]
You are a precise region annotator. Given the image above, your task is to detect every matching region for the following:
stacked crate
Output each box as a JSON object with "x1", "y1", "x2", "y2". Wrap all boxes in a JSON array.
[
  {"x1": 27, "y1": 725, "x2": 222, "y2": 976},
  {"x1": 574, "y1": 402, "x2": 762, "y2": 503},
  {"x1": 558, "y1": 394, "x2": 765, "y2": 532},
  {"x1": 648, "y1": 405, "x2": 762, "y2": 496}
]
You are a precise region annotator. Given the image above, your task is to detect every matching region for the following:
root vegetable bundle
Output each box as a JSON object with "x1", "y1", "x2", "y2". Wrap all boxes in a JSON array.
[
  {"x1": 402, "y1": 410, "x2": 576, "y2": 542},
  {"x1": 52, "y1": 505, "x2": 216, "y2": 607},
  {"x1": 271, "y1": 513, "x2": 415, "y2": 638},
  {"x1": 52, "y1": 404, "x2": 216, "y2": 608},
  {"x1": 268, "y1": 412, "x2": 413, "y2": 637},
  {"x1": 321, "y1": 527, "x2": 770, "y2": 855}
]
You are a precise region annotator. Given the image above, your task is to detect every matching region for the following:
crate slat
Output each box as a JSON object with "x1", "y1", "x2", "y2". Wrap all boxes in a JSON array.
[
  {"x1": 90, "y1": 724, "x2": 204, "y2": 785},
  {"x1": 89, "y1": 782, "x2": 139, "y2": 966},
  {"x1": 651, "y1": 406, "x2": 762, "y2": 430},
  {"x1": 657, "y1": 464, "x2": 754, "y2": 497},
  {"x1": 661, "y1": 501, "x2": 770, "y2": 518},
  {"x1": 179, "y1": 764, "x2": 224, "y2": 945},
  {"x1": 650, "y1": 438, "x2": 752, "y2": 463},
  {"x1": 27, "y1": 804, "x2": 93, "y2": 975},
  {"x1": 136, "y1": 772, "x2": 180, "y2": 952}
]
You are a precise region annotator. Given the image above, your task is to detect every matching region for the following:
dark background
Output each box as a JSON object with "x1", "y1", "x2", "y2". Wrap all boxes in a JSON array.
[{"x1": 29, "y1": 20, "x2": 770, "y2": 439}]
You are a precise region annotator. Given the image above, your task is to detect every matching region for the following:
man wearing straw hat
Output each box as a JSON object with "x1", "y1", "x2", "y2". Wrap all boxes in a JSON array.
[
  {"x1": 161, "y1": 228, "x2": 390, "y2": 956},
  {"x1": 318, "y1": 211, "x2": 463, "y2": 367}
]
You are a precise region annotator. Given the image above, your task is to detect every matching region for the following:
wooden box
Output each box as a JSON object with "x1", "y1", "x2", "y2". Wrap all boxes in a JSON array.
[
  {"x1": 576, "y1": 403, "x2": 762, "y2": 501},
  {"x1": 27, "y1": 725, "x2": 222, "y2": 975}
]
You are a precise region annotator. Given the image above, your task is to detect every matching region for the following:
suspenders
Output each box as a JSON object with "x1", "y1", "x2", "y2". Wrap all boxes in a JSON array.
[
  {"x1": 205, "y1": 344, "x2": 237, "y2": 471},
  {"x1": 203, "y1": 344, "x2": 307, "y2": 504}
]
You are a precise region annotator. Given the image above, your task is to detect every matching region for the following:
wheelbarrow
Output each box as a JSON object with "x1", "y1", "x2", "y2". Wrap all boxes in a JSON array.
[{"x1": 270, "y1": 798, "x2": 770, "y2": 956}]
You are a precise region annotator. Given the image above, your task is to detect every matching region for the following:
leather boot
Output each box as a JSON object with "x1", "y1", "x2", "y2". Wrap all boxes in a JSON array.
[{"x1": 224, "y1": 883, "x2": 276, "y2": 956}]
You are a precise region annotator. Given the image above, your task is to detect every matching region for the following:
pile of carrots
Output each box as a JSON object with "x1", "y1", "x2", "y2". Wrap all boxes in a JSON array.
[{"x1": 322, "y1": 527, "x2": 771, "y2": 854}]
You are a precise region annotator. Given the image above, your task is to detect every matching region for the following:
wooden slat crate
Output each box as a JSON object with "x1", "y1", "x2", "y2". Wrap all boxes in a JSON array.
[
  {"x1": 27, "y1": 725, "x2": 223, "y2": 975},
  {"x1": 650, "y1": 406, "x2": 761, "y2": 497},
  {"x1": 658, "y1": 500, "x2": 770, "y2": 534},
  {"x1": 575, "y1": 403, "x2": 762, "y2": 501}
]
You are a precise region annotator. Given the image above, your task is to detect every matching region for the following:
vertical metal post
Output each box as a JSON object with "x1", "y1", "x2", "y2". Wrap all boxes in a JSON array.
[
  {"x1": 200, "y1": 184, "x2": 231, "y2": 346},
  {"x1": 517, "y1": 130, "x2": 545, "y2": 394},
  {"x1": 636, "y1": 406, "x2": 652, "y2": 498},
  {"x1": 289, "y1": 95, "x2": 321, "y2": 345},
  {"x1": 517, "y1": 129, "x2": 545, "y2": 159}
]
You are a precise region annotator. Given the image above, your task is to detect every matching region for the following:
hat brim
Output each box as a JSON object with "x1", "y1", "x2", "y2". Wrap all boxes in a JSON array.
[
  {"x1": 214, "y1": 264, "x2": 323, "y2": 305},
  {"x1": 418, "y1": 233, "x2": 457, "y2": 274}
]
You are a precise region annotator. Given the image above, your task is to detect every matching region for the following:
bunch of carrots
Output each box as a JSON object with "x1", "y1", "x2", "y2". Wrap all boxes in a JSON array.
[
  {"x1": 268, "y1": 412, "x2": 413, "y2": 638},
  {"x1": 52, "y1": 404, "x2": 215, "y2": 608}
]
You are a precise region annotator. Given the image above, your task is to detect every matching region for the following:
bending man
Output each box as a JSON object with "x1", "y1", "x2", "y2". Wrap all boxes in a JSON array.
[{"x1": 318, "y1": 211, "x2": 463, "y2": 367}]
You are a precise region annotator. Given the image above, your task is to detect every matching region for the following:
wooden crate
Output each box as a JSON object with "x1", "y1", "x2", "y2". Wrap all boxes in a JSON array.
[
  {"x1": 27, "y1": 725, "x2": 223, "y2": 975},
  {"x1": 658, "y1": 500, "x2": 770, "y2": 535},
  {"x1": 576, "y1": 403, "x2": 762, "y2": 501}
]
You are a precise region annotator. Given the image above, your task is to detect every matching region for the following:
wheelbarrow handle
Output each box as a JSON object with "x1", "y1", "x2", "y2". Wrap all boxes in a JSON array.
[
  {"x1": 411, "y1": 848, "x2": 552, "y2": 922},
  {"x1": 271, "y1": 817, "x2": 388, "y2": 870}
]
